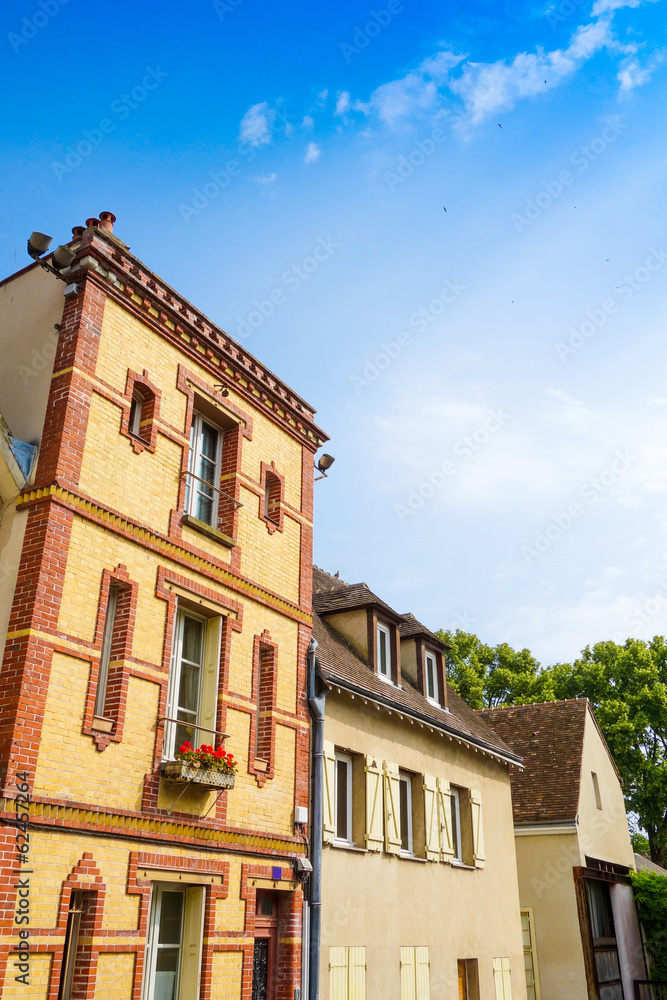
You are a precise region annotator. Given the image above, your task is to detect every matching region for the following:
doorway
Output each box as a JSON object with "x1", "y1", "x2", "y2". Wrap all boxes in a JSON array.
[{"x1": 252, "y1": 892, "x2": 278, "y2": 1000}]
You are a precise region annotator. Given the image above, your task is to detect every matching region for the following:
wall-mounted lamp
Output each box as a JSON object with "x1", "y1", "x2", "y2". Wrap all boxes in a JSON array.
[
  {"x1": 27, "y1": 229, "x2": 77, "y2": 284},
  {"x1": 314, "y1": 453, "x2": 335, "y2": 481}
]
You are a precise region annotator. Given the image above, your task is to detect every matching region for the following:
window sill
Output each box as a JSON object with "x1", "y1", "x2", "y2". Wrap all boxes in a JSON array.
[
  {"x1": 377, "y1": 673, "x2": 395, "y2": 686},
  {"x1": 451, "y1": 861, "x2": 476, "y2": 870},
  {"x1": 399, "y1": 853, "x2": 428, "y2": 863},
  {"x1": 92, "y1": 716, "x2": 114, "y2": 733},
  {"x1": 329, "y1": 842, "x2": 367, "y2": 854},
  {"x1": 182, "y1": 513, "x2": 236, "y2": 548}
]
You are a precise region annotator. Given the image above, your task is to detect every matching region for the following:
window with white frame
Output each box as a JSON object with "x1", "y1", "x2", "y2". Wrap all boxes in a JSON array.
[
  {"x1": 334, "y1": 753, "x2": 353, "y2": 843},
  {"x1": 129, "y1": 390, "x2": 144, "y2": 438},
  {"x1": 451, "y1": 785, "x2": 463, "y2": 863},
  {"x1": 376, "y1": 622, "x2": 392, "y2": 681},
  {"x1": 94, "y1": 585, "x2": 118, "y2": 718},
  {"x1": 186, "y1": 412, "x2": 223, "y2": 527},
  {"x1": 143, "y1": 883, "x2": 205, "y2": 1000},
  {"x1": 399, "y1": 772, "x2": 413, "y2": 855},
  {"x1": 164, "y1": 607, "x2": 221, "y2": 760},
  {"x1": 424, "y1": 651, "x2": 438, "y2": 704}
]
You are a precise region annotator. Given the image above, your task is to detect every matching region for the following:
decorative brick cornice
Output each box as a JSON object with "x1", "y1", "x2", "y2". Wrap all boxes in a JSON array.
[{"x1": 67, "y1": 230, "x2": 328, "y2": 451}]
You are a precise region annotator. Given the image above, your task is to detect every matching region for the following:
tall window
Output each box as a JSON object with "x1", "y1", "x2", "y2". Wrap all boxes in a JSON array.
[
  {"x1": 425, "y1": 651, "x2": 438, "y2": 704},
  {"x1": 144, "y1": 884, "x2": 205, "y2": 1000},
  {"x1": 166, "y1": 610, "x2": 206, "y2": 758},
  {"x1": 335, "y1": 753, "x2": 353, "y2": 843},
  {"x1": 94, "y1": 586, "x2": 118, "y2": 718},
  {"x1": 458, "y1": 959, "x2": 480, "y2": 1000},
  {"x1": 399, "y1": 773, "x2": 413, "y2": 855},
  {"x1": 129, "y1": 390, "x2": 144, "y2": 438},
  {"x1": 521, "y1": 911, "x2": 540, "y2": 1000},
  {"x1": 585, "y1": 880, "x2": 622, "y2": 1000},
  {"x1": 451, "y1": 786, "x2": 463, "y2": 863},
  {"x1": 59, "y1": 891, "x2": 97, "y2": 1000},
  {"x1": 186, "y1": 413, "x2": 223, "y2": 526},
  {"x1": 377, "y1": 623, "x2": 391, "y2": 680},
  {"x1": 255, "y1": 643, "x2": 277, "y2": 767},
  {"x1": 592, "y1": 772, "x2": 602, "y2": 810},
  {"x1": 263, "y1": 470, "x2": 281, "y2": 524}
]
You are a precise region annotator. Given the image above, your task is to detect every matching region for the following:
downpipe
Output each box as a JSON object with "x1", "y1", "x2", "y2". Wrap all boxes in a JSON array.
[{"x1": 307, "y1": 636, "x2": 328, "y2": 1000}]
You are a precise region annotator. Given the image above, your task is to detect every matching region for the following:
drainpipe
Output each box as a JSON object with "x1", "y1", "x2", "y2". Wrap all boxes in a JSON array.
[{"x1": 307, "y1": 636, "x2": 328, "y2": 1000}]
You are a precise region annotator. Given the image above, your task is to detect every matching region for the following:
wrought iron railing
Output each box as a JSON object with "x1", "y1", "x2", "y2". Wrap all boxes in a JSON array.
[{"x1": 635, "y1": 982, "x2": 667, "y2": 1000}]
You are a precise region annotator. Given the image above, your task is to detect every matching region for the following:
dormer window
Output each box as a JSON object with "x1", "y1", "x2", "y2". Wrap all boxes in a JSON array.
[
  {"x1": 425, "y1": 651, "x2": 439, "y2": 704},
  {"x1": 377, "y1": 622, "x2": 392, "y2": 681}
]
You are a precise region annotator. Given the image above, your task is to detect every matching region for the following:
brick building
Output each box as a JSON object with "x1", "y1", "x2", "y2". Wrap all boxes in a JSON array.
[{"x1": 0, "y1": 214, "x2": 327, "y2": 999}]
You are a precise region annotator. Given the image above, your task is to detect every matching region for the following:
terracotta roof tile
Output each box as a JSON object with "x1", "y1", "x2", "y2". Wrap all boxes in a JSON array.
[
  {"x1": 313, "y1": 582, "x2": 404, "y2": 623},
  {"x1": 479, "y1": 700, "x2": 590, "y2": 824},
  {"x1": 398, "y1": 612, "x2": 451, "y2": 651}
]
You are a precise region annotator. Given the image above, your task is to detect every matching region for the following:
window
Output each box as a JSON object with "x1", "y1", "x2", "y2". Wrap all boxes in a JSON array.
[
  {"x1": 585, "y1": 880, "x2": 623, "y2": 1000},
  {"x1": 129, "y1": 390, "x2": 144, "y2": 438},
  {"x1": 335, "y1": 753, "x2": 353, "y2": 843},
  {"x1": 186, "y1": 412, "x2": 223, "y2": 527},
  {"x1": 451, "y1": 786, "x2": 463, "y2": 863},
  {"x1": 377, "y1": 623, "x2": 391, "y2": 680},
  {"x1": 400, "y1": 947, "x2": 430, "y2": 1000},
  {"x1": 399, "y1": 773, "x2": 413, "y2": 855},
  {"x1": 458, "y1": 959, "x2": 480, "y2": 1000},
  {"x1": 164, "y1": 607, "x2": 221, "y2": 760},
  {"x1": 59, "y1": 892, "x2": 85, "y2": 1000},
  {"x1": 424, "y1": 651, "x2": 438, "y2": 704},
  {"x1": 144, "y1": 884, "x2": 205, "y2": 1000},
  {"x1": 521, "y1": 911, "x2": 540, "y2": 1000},
  {"x1": 492, "y1": 958, "x2": 513, "y2": 1000},
  {"x1": 94, "y1": 585, "x2": 118, "y2": 719},
  {"x1": 592, "y1": 771, "x2": 602, "y2": 810},
  {"x1": 329, "y1": 947, "x2": 366, "y2": 1000}
]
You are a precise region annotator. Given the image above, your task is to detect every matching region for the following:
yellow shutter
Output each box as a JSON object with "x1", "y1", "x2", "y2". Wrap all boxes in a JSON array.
[
  {"x1": 330, "y1": 947, "x2": 349, "y2": 1000},
  {"x1": 437, "y1": 779, "x2": 454, "y2": 863},
  {"x1": 178, "y1": 886, "x2": 205, "y2": 1000},
  {"x1": 493, "y1": 958, "x2": 504, "y2": 1000},
  {"x1": 470, "y1": 789, "x2": 485, "y2": 869},
  {"x1": 348, "y1": 946, "x2": 366, "y2": 1000},
  {"x1": 502, "y1": 957, "x2": 512, "y2": 1000},
  {"x1": 415, "y1": 947, "x2": 430, "y2": 1000},
  {"x1": 384, "y1": 761, "x2": 401, "y2": 855},
  {"x1": 200, "y1": 617, "x2": 222, "y2": 732},
  {"x1": 400, "y1": 947, "x2": 416, "y2": 1000},
  {"x1": 423, "y1": 775, "x2": 439, "y2": 862},
  {"x1": 365, "y1": 755, "x2": 384, "y2": 851},
  {"x1": 323, "y1": 741, "x2": 336, "y2": 843}
]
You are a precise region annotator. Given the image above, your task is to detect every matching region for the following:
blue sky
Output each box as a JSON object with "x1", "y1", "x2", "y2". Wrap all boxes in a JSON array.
[{"x1": 2, "y1": 0, "x2": 667, "y2": 663}]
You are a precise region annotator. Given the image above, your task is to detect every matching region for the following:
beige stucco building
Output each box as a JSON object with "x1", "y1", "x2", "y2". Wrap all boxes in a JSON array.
[
  {"x1": 311, "y1": 569, "x2": 528, "y2": 1000},
  {"x1": 481, "y1": 700, "x2": 647, "y2": 1000}
]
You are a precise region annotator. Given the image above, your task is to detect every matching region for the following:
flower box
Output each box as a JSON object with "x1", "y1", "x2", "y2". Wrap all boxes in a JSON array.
[{"x1": 161, "y1": 761, "x2": 236, "y2": 790}]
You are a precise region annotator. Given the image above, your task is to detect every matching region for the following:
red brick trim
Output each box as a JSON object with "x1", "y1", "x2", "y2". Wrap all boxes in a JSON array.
[
  {"x1": 81, "y1": 564, "x2": 139, "y2": 751},
  {"x1": 248, "y1": 631, "x2": 279, "y2": 787},
  {"x1": 119, "y1": 369, "x2": 162, "y2": 454},
  {"x1": 240, "y1": 863, "x2": 303, "y2": 1000},
  {"x1": 46, "y1": 852, "x2": 107, "y2": 1000},
  {"x1": 258, "y1": 462, "x2": 285, "y2": 534}
]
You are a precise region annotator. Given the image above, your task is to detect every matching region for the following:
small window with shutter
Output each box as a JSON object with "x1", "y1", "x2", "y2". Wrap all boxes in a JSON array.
[
  {"x1": 329, "y1": 946, "x2": 366, "y2": 1000},
  {"x1": 400, "y1": 947, "x2": 430, "y2": 1000}
]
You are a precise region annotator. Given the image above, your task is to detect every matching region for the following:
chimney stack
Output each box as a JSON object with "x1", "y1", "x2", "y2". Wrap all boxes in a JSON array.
[
  {"x1": 99, "y1": 211, "x2": 116, "y2": 233},
  {"x1": 85, "y1": 217, "x2": 100, "y2": 230},
  {"x1": 71, "y1": 226, "x2": 85, "y2": 240}
]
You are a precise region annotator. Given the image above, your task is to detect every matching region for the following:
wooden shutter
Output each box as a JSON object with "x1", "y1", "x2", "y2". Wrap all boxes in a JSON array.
[
  {"x1": 323, "y1": 741, "x2": 336, "y2": 843},
  {"x1": 437, "y1": 779, "x2": 454, "y2": 863},
  {"x1": 492, "y1": 958, "x2": 512, "y2": 1000},
  {"x1": 423, "y1": 775, "x2": 440, "y2": 862},
  {"x1": 470, "y1": 789, "x2": 485, "y2": 869},
  {"x1": 400, "y1": 947, "x2": 416, "y2": 1000},
  {"x1": 384, "y1": 761, "x2": 401, "y2": 855},
  {"x1": 415, "y1": 947, "x2": 430, "y2": 1000},
  {"x1": 179, "y1": 886, "x2": 205, "y2": 1000},
  {"x1": 501, "y1": 957, "x2": 512, "y2": 999},
  {"x1": 365, "y1": 755, "x2": 384, "y2": 851},
  {"x1": 200, "y1": 617, "x2": 222, "y2": 733},
  {"x1": 348, "y1": 947, "x2": 366, "y2": 1000},
  {"x1": 330, "y1": 947, "x2": 349, "y2": 1000}
]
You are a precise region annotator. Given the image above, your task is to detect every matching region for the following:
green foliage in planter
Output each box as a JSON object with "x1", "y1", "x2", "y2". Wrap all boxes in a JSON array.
[{"x1": 631, "y1": 870, "x2": 667, "y2": 979}]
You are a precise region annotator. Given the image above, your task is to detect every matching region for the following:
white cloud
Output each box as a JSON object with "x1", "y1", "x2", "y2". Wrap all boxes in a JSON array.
[
  {"x1": 318, "y1": 89, "x2": 329, "y2": 107},
  {"x1": 304, "y1": 142, "x2": 321, "y2": 164},
  {"x1": 359, "y1": 50, "x2": 465, "y2": 126},
  {"x1": 239, "y1": 102, "x2": 275, "y2": 146},
  {"x1": 618, "y1": 53, "x2": 663, "y2": 90},
  {"x1": 302, "y1": 114, "x2": 315, "y2": 130},
  {"x1": 335, "y1": 91, "x2": 351, "y2": 116},
  {"x1": 253, "y1": 173, "x2": 277, "y2": 185}
]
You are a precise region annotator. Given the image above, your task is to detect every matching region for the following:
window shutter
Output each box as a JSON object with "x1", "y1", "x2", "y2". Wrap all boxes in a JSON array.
[
  {"x1": 179, "y1": 886, "x2": 205, "y2": 1000},
  {"x1": 437, "y1": 779, "x2": 454, "y2": 863},
  {"x1": 493, "y1": 958, "x2": 504, "y2": 1000},
  {"x1": 400, "y1": 947, "x2": 416, "y2": 1000},
  {"x1": 365, "y1": 755, "x2": 384, "y2": 851},
  {"x1": 200, "y1": 617, "x2": 222, "y2": 732},
  {"x1": 415, "y1": 947, "x2": 430, "y2": 1000},
  {"x1": 470, "y1": 789, "x2": 485, "y2": 869},
  {"x1": 502, "y1": 957, "x2": 512, "y2": 1000},
  {"x1": 323, "y1": 741, "x2": 336, "y2": 843},
  {"x1": 383, "y1": 761, "x2": 401, "y2": 855},
  {"x1": 348, "y1": 946, "x2": 366, "y2": 1000},
  {"x1": 330, "y1": 947, "x2": 349, "y2": 1000},
  {"x1": 423, "y1": 775, "x2": 440, "y2": 862}
]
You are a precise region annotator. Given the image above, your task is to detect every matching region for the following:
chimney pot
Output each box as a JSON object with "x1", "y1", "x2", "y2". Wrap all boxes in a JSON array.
[
  {"x1": 98, "y1": 211, "x2": 116, "y2": 232},
  {"x1": 71, "y1": 226, "x2": 85, "y2": 240},
  {"x1": 85, "y1": 218, "x2": 100, "y2": 229}
]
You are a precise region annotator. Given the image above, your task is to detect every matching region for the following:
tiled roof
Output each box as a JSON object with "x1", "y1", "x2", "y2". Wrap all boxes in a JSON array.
[
  {"x1": 314, "y1": 613, "x2": 521, "y2": 764},
  {"x1": 313, "y1": 582, "x2": 405, "y2": 623},
  {"x1": 313, "y1": 566, "x2": 348, "y2": 595},
  {"x1": 634, "y1": 853, "x2": 667, "y2": 876},
  {"x1": 398, "y1": 612, "x2": 451, "y2": 651},
  {"x1": 479, "y1": 700, "x2": 591, "y2": 824}
]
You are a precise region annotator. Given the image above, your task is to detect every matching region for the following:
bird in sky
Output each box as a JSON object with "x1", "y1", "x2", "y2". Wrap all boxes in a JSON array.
[
  {"x1": 443, "y1": 207, "x2": 447, "y2": 212},
  {"x1": 498, "y1": 123, "x2": 502, "y2": 128}
]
